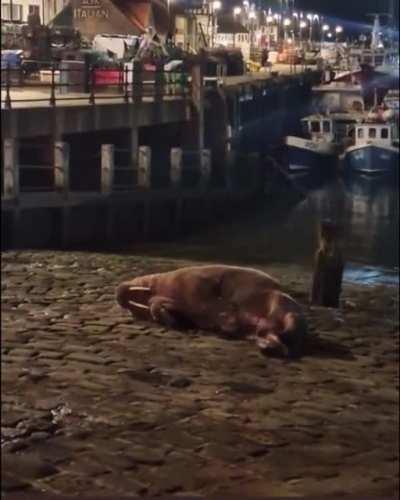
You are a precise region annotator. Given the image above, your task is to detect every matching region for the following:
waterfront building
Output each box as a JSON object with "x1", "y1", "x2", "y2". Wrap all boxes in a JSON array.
[
  {"x1": 1, "y1": 0, "x2": 67, "y2": 24},
  {"x1": 50, "y1": 0, "x2": 169, "y2": 39}
]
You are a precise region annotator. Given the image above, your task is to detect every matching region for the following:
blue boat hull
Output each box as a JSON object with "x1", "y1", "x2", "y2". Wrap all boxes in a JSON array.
[
  {"x1": 287, "y1": 145, "x2": 336, "y2": 171},
  {"x1": 345, "y1": 145, "x2": 399, "y2": 175}
]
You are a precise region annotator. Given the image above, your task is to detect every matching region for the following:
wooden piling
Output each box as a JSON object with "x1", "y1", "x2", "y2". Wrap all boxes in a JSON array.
[
  {"x1": 3, "y1": 138, "x2": 19, "y2": 200},
  {"x1": 54, "y1": 142, "x2": 70, "y2": 196},
  {"x1": 101, "y1": 144, "x2": 115, "y2": 194},
  {"x1": 170, "y1": 148, "x2": 182, "y2": 188},
  {"x1": 311, "y1": 220, "x2": 344, "y2": 308},
  {"x1": 138, "y1": 146, "x2": 151, "y2": 189}
]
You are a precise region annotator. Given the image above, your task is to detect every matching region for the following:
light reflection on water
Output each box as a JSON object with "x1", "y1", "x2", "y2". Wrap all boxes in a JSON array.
[{"x1": 154, "y1": 173, "x2": 399, "y2": 287}]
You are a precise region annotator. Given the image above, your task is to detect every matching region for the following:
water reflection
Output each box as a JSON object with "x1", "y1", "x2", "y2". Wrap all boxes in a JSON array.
[
  {"x1": 134, "y1": 173, "x2": 399, "y2": 286},
  {"x1": 301, "y1": 174, "x2": 399, "y2": 286},
  {"x1": 298, "y1": 175, "x2": 399, "y2": 268}
]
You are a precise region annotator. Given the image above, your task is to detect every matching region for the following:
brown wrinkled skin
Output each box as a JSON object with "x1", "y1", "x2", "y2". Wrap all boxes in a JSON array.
[{"x1": 116, "y1": 265, "x2": 306, "y2": 357}]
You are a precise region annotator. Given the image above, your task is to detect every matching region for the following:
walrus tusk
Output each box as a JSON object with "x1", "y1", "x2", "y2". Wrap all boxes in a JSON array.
[
  {"x1": 129, "y1": 286, "x2": 151, "y2": 292},
  {"x1": 128, "y1": 300, "x2": 150, "y2": 310}
]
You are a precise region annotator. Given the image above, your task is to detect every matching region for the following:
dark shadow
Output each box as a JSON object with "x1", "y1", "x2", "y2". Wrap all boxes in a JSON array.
[{"x1": 302, "y1": 333, "x2": 355, "y2": 361}]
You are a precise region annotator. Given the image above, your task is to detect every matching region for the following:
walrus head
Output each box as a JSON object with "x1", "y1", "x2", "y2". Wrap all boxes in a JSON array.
[
  {"x1": 255, "y1": 311, "x2": 307, "y2": 359},
  {"x1": 116, "y1": 281, "x2": 153, "y2": 319}
]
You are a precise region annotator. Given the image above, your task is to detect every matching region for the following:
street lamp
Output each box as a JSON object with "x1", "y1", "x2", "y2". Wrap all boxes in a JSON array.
[
  {"x1": 233, "y1": 6, "x2": 241, "y2": 16},
  {"x1": 307, "y1": 13, "x2": 313, "y2": 42},
  {"x1": 283, "y1": 17, "x2": 291, "y2": 41},
  {"x1": 248, "y1": 10, "x2": 256, "y2": 51},
  {"x1": 212, "y1": 0, "x2": 222, "y2": 48},
  {"x1": 299, "y1": 20, "x2": 307, "y2": 46},
  {"x1": 321, "y1": 23, "x2": 329, "y2": 44},
  {"x1": 335, "y1": 25, "x2": 343, "y2": 46}
]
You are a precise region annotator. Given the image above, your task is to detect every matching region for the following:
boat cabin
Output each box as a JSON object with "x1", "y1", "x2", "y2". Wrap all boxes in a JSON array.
[
  {"x1": 302, "y1": 116, "x2": 334, "y2": 142},
  {"x1": 354, "y1": 123, "x2": 395, "y2": 146},
  {"x1": 312, "y1": 83, "x2": 365, "y2": 113}
]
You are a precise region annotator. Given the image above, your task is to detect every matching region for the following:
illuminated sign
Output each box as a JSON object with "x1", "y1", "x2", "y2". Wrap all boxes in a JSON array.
[{"x1": 73, "y1": 0, "x2": 109, "y2": 19}]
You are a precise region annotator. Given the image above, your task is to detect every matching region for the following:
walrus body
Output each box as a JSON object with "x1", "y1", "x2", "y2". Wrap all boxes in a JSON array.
[{"x1": 116, "y1": 265, "x2": 306, "y2": 357}]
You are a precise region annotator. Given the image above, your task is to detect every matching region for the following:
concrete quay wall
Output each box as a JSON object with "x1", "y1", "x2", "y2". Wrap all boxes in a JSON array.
[
  {"x1": 1, "y1": 99, "x2": 189, "y2": 140},
  {"x1": 1, "y1": 187, "x2": 260, "y2": 251}
]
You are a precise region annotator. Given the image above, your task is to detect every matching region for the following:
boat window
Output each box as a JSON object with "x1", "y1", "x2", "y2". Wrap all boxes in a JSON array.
[
  {"x1": 381, "y1": 128, "x2": 389, "y2": 139},
  {"x1": 310, "y1": 121, "x2": 320, "y2": 133},
  {"x1": 369, "y1": 128, "x2": 377, "y2": 139},
  {"x1": 357, "y1": 128, "x2": 364, "y2": 139},
  {"x1": 323, "y1": 121, "x2": 331, "y2": 133}
]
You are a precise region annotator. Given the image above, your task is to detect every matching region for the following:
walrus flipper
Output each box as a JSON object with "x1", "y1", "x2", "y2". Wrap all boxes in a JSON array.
[{"x1": 149, "y1": 296, "x2": 193, "y2": 329}]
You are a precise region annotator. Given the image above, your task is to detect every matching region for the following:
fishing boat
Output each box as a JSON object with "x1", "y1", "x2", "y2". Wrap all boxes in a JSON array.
[
  {"x1": 285, "y1": 115, "x2": 337, "y2": 171},
  {"x1": 384, "y1": 89, "x2": 399, "y2": 117},
  {"x1": 343, "y1": 109, "x2": 399, "y2": 175},
  {"x1": 285, "y1": 112, "x2": 362, "y2": 172}
]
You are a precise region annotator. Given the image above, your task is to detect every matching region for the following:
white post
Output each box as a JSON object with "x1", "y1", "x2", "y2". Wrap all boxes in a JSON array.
[
  {"x1": 199, "y1": 149, "x2": 211, "y2": 189},
  {"x1": 170, "y1": 147, "x2": 182, "y2": 187},
  {"x1": 138, "y1": 145, "x2": 151, "y2": 189},
  {"x1": 3, "y1": 139, "x2": 19, "y2": 200},
  {"x1": 54, "y1": 142, "x2": 70, "y2": 195},
  {"x1": 101, "y1": 144, "x2": 115, "y2": 194}
]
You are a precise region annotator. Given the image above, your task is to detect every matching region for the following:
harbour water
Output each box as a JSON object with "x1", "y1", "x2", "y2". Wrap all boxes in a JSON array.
[{"x1": 133, "y1": 170, "x2": 399, "y2": 287}]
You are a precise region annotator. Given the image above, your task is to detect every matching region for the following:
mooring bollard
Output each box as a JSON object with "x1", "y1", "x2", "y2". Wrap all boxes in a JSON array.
[
  {"x1": 138, "y1": 146, "x2": 151, "y2": 189},
  {"x1": 170, "y1": 148, "x2": 182, "y2": 188},
  {"x1": 101, "y1": 144, "x2": 115, "y2": 194},
  {"x1": 199, "y1": 149, "x2": 211, "y2": 189},
  {"x1": 3, "y1": 138, "x2": 19, "y2": 200},
  {"x1": 311, "y1": 220, "x2": 344, "y2": 308},
  {"x1": 54, "y1": 142, "x2": 70, "y2": 195}
]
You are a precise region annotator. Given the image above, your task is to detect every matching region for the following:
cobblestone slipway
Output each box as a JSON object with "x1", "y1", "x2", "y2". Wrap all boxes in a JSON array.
[{"x1": 1, "y1": 251, "x2": 399, "y2": 496}]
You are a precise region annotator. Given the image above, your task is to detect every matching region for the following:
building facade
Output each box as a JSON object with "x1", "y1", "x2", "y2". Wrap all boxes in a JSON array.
[
  {"x1": 1, "y1": 0, "x2": 67, "y2": 24},
  {"x1": 2, "y1": 0, "x2": 38, "y2": 23}
]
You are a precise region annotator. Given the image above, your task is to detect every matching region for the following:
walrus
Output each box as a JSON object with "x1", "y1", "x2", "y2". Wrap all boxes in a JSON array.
[{"x1": 116, "y1": 265, "x2": 307, "y2": 358}]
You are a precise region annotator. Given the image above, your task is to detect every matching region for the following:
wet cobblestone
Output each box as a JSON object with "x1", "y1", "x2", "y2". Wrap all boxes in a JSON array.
[{"x1": 1, "y1": 251, "x2": 399, "y2": 496}]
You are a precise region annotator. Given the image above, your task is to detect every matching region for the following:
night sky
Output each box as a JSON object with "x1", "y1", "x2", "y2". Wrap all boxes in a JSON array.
[{"x1": 296, "y1": 0, "x2": 396, "y2": 22}]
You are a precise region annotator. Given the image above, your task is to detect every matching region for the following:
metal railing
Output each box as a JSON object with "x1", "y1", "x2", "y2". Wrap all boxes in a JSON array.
[{"x1": 1, "y1": 60, "x2": 190, "y2": 108}]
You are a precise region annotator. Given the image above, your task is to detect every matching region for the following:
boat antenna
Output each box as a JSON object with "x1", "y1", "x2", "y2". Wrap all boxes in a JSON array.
[{"x1": 366, "y1": 13, "x2": 391, "y2": 49}]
